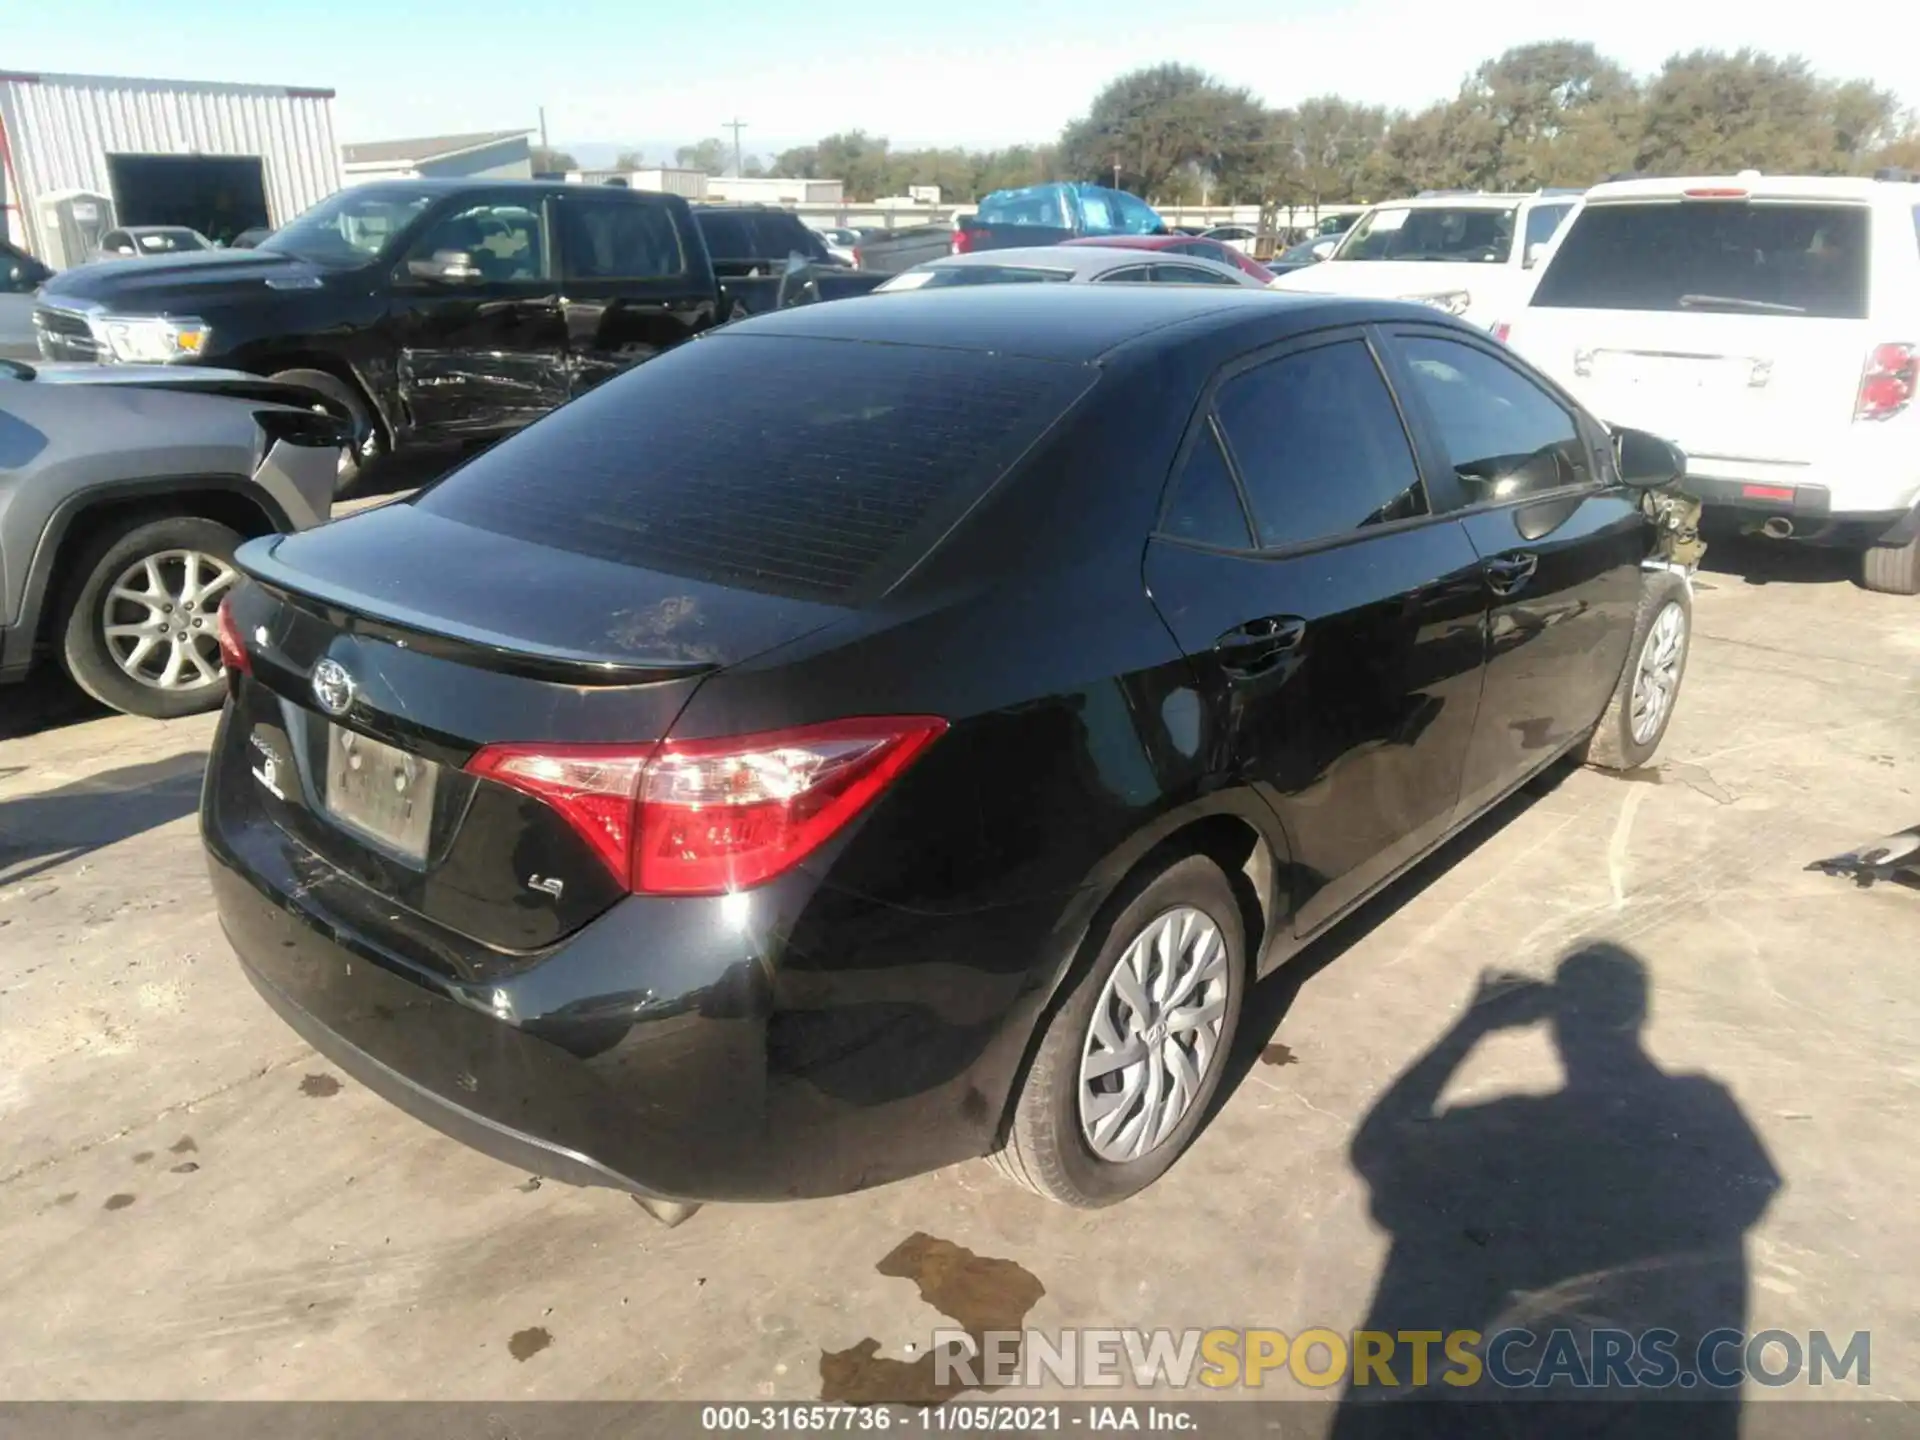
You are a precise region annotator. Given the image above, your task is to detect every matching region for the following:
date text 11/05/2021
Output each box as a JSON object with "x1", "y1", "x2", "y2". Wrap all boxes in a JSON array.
[{"x1": 702, "y1": 1407, "x2": 1193, "y2": 1431}]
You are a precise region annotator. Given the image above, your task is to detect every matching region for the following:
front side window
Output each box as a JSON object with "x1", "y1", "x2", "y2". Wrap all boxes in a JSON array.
[
  {"x1": 1337, "y1": 206, "x2": 1517, "y2": 264},
  {"x1": 1530, "y1": 201, "x2": 1870, "y2": 319},
  {"x1": 1079, "y1": 191, "x2": 1116, "y2": 233},
  {"x1": 753, "y1": 213, "x2": 831, "y2": 263},
  {"x1": 1398, "y1": 336, "x2": 1588, "y2": 504},
  {"x1": 1093, "y1": 265, "x2": 1154, "y2": 284},
  {"x1": 1214, "y1": 339, "x2": 1427, "y2": 549},
  {"x1": 558, "y1": 200, "x2": 685, "y2": 280},
  {"x1": 409, "y1": 200, "x2": 548, "y2": 282},
  {"x1": 1523, "y1": 204, "x2": 1573, "y2": 262},
  {"x1": 262, "y1": 188, "x2": 436, "y2": 265}
]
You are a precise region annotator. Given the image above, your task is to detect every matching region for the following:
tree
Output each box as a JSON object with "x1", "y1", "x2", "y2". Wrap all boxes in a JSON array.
[
  {"x1": 1637, "y1": 50, "x2": 1837, "y2": 175},
  {"x1": 1828, "y1": 81, "x2": 1904, "y2": 171},
  {"x1": 742, "y1": 154, "x2": 768, "y2": 178},
  {"x1": 803, "y1": 131, "x2": 893, "y2": 200},
  {"x1": 1291, "y1": 96, "x2": 1392, "y2": 203},
  {"x1": 674, "y1": 138, "x2": 730, "y2": 174},
  {"x1": 529, "y1": 146, "x2": 577, "y2": 174},
  {"x1": 1464, "y1": 42, "x2": 1640, "y2": 187},
  {"x1": 1059, "y1": 64, "x2": 1269, "y2": 199},
  {"x1": 613, "y1": 149, "x2": 645, "y2": 172}
]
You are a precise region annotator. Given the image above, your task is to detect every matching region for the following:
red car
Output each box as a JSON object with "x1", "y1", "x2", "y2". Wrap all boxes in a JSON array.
[{"x1": 1060, "y1": 233, "x2": 1276, "y2": 284}]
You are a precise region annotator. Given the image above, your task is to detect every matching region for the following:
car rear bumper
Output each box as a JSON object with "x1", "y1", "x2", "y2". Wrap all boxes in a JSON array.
[
  {"x1": 1683, "y1": 476, "x2": 1915, "y2": 546},
  {"x1": 201, "y1": 705, "x2": 1060, "y2": 1201}
]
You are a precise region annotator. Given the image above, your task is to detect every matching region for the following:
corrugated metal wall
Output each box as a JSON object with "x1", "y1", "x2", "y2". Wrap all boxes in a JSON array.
[{"x1": 0, "y1": 71, "x2": 343, "y2": 256}]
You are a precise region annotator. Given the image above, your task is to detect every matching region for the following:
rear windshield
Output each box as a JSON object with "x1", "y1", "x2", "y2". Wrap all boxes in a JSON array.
[
  {"x1": 883, "y1": 265, "x2": 1074, "y2": 291},
  {"x1": 1531, "y1": 201, "x2": 1870, "y2": 319},
  {"x1": 976, "y1": 185, "x2": 1070, "y2": 229},
  {"x1": 416, "y1": 335, "x2": 1095, "y2": 602}
]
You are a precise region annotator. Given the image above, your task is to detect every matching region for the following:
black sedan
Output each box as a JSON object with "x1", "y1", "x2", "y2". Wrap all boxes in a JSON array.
[{"x1": 203, "y1": 286, "x2": 1694, "y2": 1210}]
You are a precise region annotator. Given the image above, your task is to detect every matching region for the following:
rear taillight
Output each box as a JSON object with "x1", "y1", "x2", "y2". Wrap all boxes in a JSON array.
[
  {"x1": 216, "y1": 595, "x2": 251, "y2": 675},
  {"x1": 1855, "y1": 343, "x2": 1917, "y2": 421},
  {"x1": 1490, "y1": 322, "x2": 1512, "y2": 344},
  {"x1": 851, "y1": 247, "x2": 864, "y2": 268},
  {"x1": 465, "y1": 717, "x2": 946, "y2": 896},
  {"x1": 952, "y1": 228, "x2": 983, "y2": 254}
]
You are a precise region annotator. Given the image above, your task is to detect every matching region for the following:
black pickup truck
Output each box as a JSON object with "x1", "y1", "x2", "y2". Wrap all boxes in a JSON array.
[{"x1": 33, "y1": 180, "x2": 773, "y2": 490}]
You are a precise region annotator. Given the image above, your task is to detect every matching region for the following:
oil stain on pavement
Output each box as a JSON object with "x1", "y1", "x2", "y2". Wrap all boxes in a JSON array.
[
  {"x1": 508, "y1": 1327, "x2": 553, "y2": 1361},
  {"x1": 299, "y1": 1074, "x2": 342, "y2": 1098},
  {"x1": 818, "y1": 1232, "x2": 1045, "y2": 1406}
]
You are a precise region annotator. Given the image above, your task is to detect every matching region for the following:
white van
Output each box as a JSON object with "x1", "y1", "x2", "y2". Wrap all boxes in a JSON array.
[
  {"x1": 1502, "y1": 173, "x2": 1920, "y2": 594},
  {"x1": 1270, "y1": 190, "x2": 1580, "y2": 329}
]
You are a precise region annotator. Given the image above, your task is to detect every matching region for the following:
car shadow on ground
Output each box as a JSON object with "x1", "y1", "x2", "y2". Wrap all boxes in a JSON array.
[
  {"x1": 1220, "y1": 760, "x2": 1580, "y2": 1094},
  {"x1": 1696, "y1": 531, "x2": 1859, "y2": 588},
  {"x1": 1217, "y1": 764, "x2": 1782, "y2": 1434},
  {"x1": 0, "y1": 668, "x2": 110, "y2": 741},
  {"x1": 0, "y1": 749, "x2": 208, "y2": 889}
]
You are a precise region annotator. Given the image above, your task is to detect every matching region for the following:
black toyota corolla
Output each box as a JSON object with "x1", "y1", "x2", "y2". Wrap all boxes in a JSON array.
[{"x1": 204, "y1": 285, "x2": 1695, "y2": 1210}]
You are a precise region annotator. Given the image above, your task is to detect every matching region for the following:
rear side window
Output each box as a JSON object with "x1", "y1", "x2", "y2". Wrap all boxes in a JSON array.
[
  {"x1": 1398, "y1": 337, "x2": 1588, "y2": 504},
  {"x1": 417, "y1": 336, "x2": 1095, "y2": 601},
  {"x1": 1110, "y1": 190, "x2": 1163, "y2": 235},
  {"x1": 695, "y1": 211, "x2": 752, "y2": 261},
  {"x1": 1214, "y1": 340, "x2": 1426, "y2": 549},
  {"x1": 557, "y1": 199, "x2": 686, "y2": 280},
  {"x1": 1150, "y1": 263, "x2": 1240, "y2": 286},
  {"x1": 1532, "y1": 201, "x2": 1870, "y2": 319},
  {"x1": 1161, "y1": 425, "x2": 1252, "y2": 548}
]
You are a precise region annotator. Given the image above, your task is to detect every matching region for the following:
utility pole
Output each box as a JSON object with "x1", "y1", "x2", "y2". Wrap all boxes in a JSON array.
[
  {"x1": 724, "y1": 118, "x2": 749, "y2": 178},
  {"x1": 538, "y1": 107, "x2": 549, "y2": 150},
  {"x1": 1111, "y1": 156, "x2": 1121, "y2": 189}
]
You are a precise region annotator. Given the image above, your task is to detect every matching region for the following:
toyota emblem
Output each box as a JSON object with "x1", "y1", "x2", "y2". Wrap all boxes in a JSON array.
[{"x1": 311, "y1": 658, "x2": 356, "y2": 717}]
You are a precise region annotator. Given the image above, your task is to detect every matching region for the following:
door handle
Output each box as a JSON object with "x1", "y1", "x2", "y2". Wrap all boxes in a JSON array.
[
  {"x1": 1213, "y1": 615, "x2": 1307, "y2": 677},
  {"x1": 1484, "y1": 553, "x2": 1539, "y2": 595}
]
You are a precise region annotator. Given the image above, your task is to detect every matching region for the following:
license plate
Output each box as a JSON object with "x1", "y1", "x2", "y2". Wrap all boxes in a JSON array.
[{"x1": 323, "y1": 724, "x2": 437, "y2": 863}]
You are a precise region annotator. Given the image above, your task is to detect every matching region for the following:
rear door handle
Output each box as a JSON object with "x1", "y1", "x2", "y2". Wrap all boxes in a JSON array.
[
  {"x1": 1484, "y1": 553, "x2": 1539, "y2": 595},
  {"x1": 1213, "y1": 615, "x2": 1307, "y2": 676}
]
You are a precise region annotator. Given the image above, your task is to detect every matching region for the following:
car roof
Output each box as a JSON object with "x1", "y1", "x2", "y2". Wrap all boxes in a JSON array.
[
  {"x1": 708, "y1": 283, "x2": 1400, "y2": 363},
  {"x1": 1059, "y1": 235, "x2": 1184, "y2": 251},
  {"x1": 1367, "y1": 194, "x2": 1535, "y2": 210},
  {"x1": 1580, "y1": 174, "x2": 1908, "y2": 204}
]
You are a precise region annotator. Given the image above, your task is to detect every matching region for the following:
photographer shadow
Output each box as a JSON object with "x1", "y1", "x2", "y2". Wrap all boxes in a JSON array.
[{"x1": 1333, "y1": 942, "x2": 1782, "y2": 1438}]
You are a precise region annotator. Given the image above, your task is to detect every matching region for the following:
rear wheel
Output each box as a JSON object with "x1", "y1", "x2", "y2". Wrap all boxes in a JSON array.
[
  {"x1": 267, "y1": 367, "x2": 378, "y2": 496},
  {"x1": 1861, "y1": 534, "x2": 1920, "y2": 596},
  {"x1": 994, "y1": 855, "x2": 1245, "y2": 1208},
  {"x1": 57, "y1": 514, "x2": 242, "y2": 720},
  {"x1": 1577, "y1": 568, "x2": 1692, "y2": 772}
]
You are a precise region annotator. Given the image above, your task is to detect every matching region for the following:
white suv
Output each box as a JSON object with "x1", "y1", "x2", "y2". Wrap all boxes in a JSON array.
[
  {"x1": 1269, "y1": 190, "x2": 1580, "y2": 329},
  {"x1": 1503, "y1": 172, "x2": 1920, "y2": 594}
]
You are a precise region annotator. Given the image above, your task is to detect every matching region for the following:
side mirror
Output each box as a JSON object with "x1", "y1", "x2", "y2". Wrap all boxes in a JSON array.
[
  {"x1": 406, "y1": 249, "x2": 483, "y2": 284},
  {"x1": 1613, "y1": 426, "x2": 1686, "y2": 488},
  {"x1": 1523, "y1": 241, "x2": 1547, "y2": 269},
  {"x1": 1311, "y1": 238, "x2": 1336, "y2": 259},
  {"x1": 3, "y1": 263, "x2": 23, "y2": 292}
]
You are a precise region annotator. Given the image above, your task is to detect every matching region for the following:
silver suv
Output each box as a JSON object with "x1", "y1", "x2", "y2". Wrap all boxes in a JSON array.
[{"x1": 1, "y1": 360, "x2": 344, "y2": 717}]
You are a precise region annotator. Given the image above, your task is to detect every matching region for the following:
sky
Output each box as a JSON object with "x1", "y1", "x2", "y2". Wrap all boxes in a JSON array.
[{"x1": 9, "y1": 0, "x2": 1915, "y2": 160}]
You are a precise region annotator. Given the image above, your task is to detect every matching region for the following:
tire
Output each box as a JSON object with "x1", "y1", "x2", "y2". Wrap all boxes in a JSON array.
[
  {"x1": 1861, "y1": 534, "x2": 1920, "y2": 596},
  {"x1": 266, "y1": 367, "x2": 378, "y2": 496},
  {"x1": 1578, "y1": 568, "x2": 1692, "y2": 773},
  {"x1": 57, "y1": 515, "x2": 243, "y2": 720},
  {"x1": 994, "y1": 854, "x2": 1245, "y2": 1208}
]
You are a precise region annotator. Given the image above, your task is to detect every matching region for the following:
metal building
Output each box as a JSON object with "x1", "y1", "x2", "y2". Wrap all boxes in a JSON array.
[
  {"x1": 0, "y1": 70, "x2": 342, "y2": 264},
  {"x1": 341, "y1": 130, "x2": 534, "y2": 184}
]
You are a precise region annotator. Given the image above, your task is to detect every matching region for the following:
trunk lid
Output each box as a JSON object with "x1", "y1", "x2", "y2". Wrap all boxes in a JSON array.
[{"x1": 226, "y1": 502, "x2": 852, "y2": 955}]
